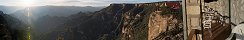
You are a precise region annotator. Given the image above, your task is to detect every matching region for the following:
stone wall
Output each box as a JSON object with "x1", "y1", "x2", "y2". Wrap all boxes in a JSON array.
[{"x1": 231, "y1": 0, "x2": 244, "y2": 25}]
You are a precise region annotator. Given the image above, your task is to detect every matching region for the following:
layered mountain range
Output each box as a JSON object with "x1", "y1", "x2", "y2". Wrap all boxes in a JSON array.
[
  {"x1": 37, "y1": 1, "x2": 183, "y2": 40},
  {"x1": 0, "y1": 1, "x2": 183, "y2": 40}
]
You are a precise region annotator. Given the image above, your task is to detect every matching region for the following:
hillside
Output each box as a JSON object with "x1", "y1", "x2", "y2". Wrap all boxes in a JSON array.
[
  {"x1": 0, "y1": 11, "x2": 28, "y2": 40},
  {"x1": 35, "y1": 1, "x2": 183, "y2": 40}
]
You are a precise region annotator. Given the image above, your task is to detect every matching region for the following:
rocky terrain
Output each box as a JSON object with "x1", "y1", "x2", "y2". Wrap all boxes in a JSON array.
[
  {"x1": 0, "y1": 1, "x2": 183, "y2": 40},
  {"x1": 119, "y1": 2, "x2": 182, "y2": 40},
  {"x1": 36, "y1": 1, "x2": 183, "y2": 40}
]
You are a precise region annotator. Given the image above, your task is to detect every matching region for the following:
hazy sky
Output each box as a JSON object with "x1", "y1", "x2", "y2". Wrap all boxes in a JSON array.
[{"x1": 0, "y1": 0, "x2": 180, "y2": 7}]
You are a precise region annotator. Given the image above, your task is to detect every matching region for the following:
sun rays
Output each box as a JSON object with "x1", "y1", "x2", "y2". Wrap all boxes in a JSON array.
[{"x1": 19, "y1": 0, "x2": 35, "y2": 40}]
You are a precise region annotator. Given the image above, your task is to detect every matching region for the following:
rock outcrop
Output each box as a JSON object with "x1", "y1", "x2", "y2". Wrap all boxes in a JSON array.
[
  {"x1": 118, "y1": 1, "x2": 183, "y2": 40},
  {"x1": 40, "y1": 1, "x2": 183, "y2": 40}
]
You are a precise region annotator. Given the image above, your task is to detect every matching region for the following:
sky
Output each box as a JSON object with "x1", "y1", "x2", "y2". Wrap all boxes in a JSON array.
[{"x1": 0, "y1": 0, "x2": 180, "y2": 7}]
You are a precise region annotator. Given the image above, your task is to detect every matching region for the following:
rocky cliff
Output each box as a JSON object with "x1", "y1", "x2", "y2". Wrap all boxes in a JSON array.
[
  {"x1": 39, "y1": 1, "x2": 183, "y2": 40},
  {"x1": 118, "y1": 1, "x2": 183, "y2": 40}
]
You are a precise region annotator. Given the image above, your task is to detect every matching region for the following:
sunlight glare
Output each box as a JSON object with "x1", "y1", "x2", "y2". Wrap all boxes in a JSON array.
[
  {"x1": 26, "y1": 8, "x2": 31, "y2": 17},
  {"x1": 20, "y1": 0, "x2": 35, "y2": 7}
]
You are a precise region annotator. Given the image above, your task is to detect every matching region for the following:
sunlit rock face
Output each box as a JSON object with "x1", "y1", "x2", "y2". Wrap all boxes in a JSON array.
[
  {"x1": 120, "y1": 1, "x2": 183, "y2": 40},
  {"x1": 148, "y1": 12, "x2": 178, "y2": 40}
]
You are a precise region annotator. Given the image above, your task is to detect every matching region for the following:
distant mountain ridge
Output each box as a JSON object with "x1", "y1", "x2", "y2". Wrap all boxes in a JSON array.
[
  {"x1": 37, "y1": 1, "x2": 183, "y2": 40},
  {"x1": 0, "y1": 6, "x2": 105, "y2": 14},
  {"x1": 0, "y1": 6, "x2": 105, "y2": 18},
  {"x1": 0, "y1": 6, "x2": 105, "y2": 25},
  {"x1": 1, "y1": 1, "x2": 182, "y2": 40}
]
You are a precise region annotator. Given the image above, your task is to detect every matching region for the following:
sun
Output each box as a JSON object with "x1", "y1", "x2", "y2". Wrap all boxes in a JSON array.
[{"x1": 20, "y1": 0, "x2": 35, "y2": 7}]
